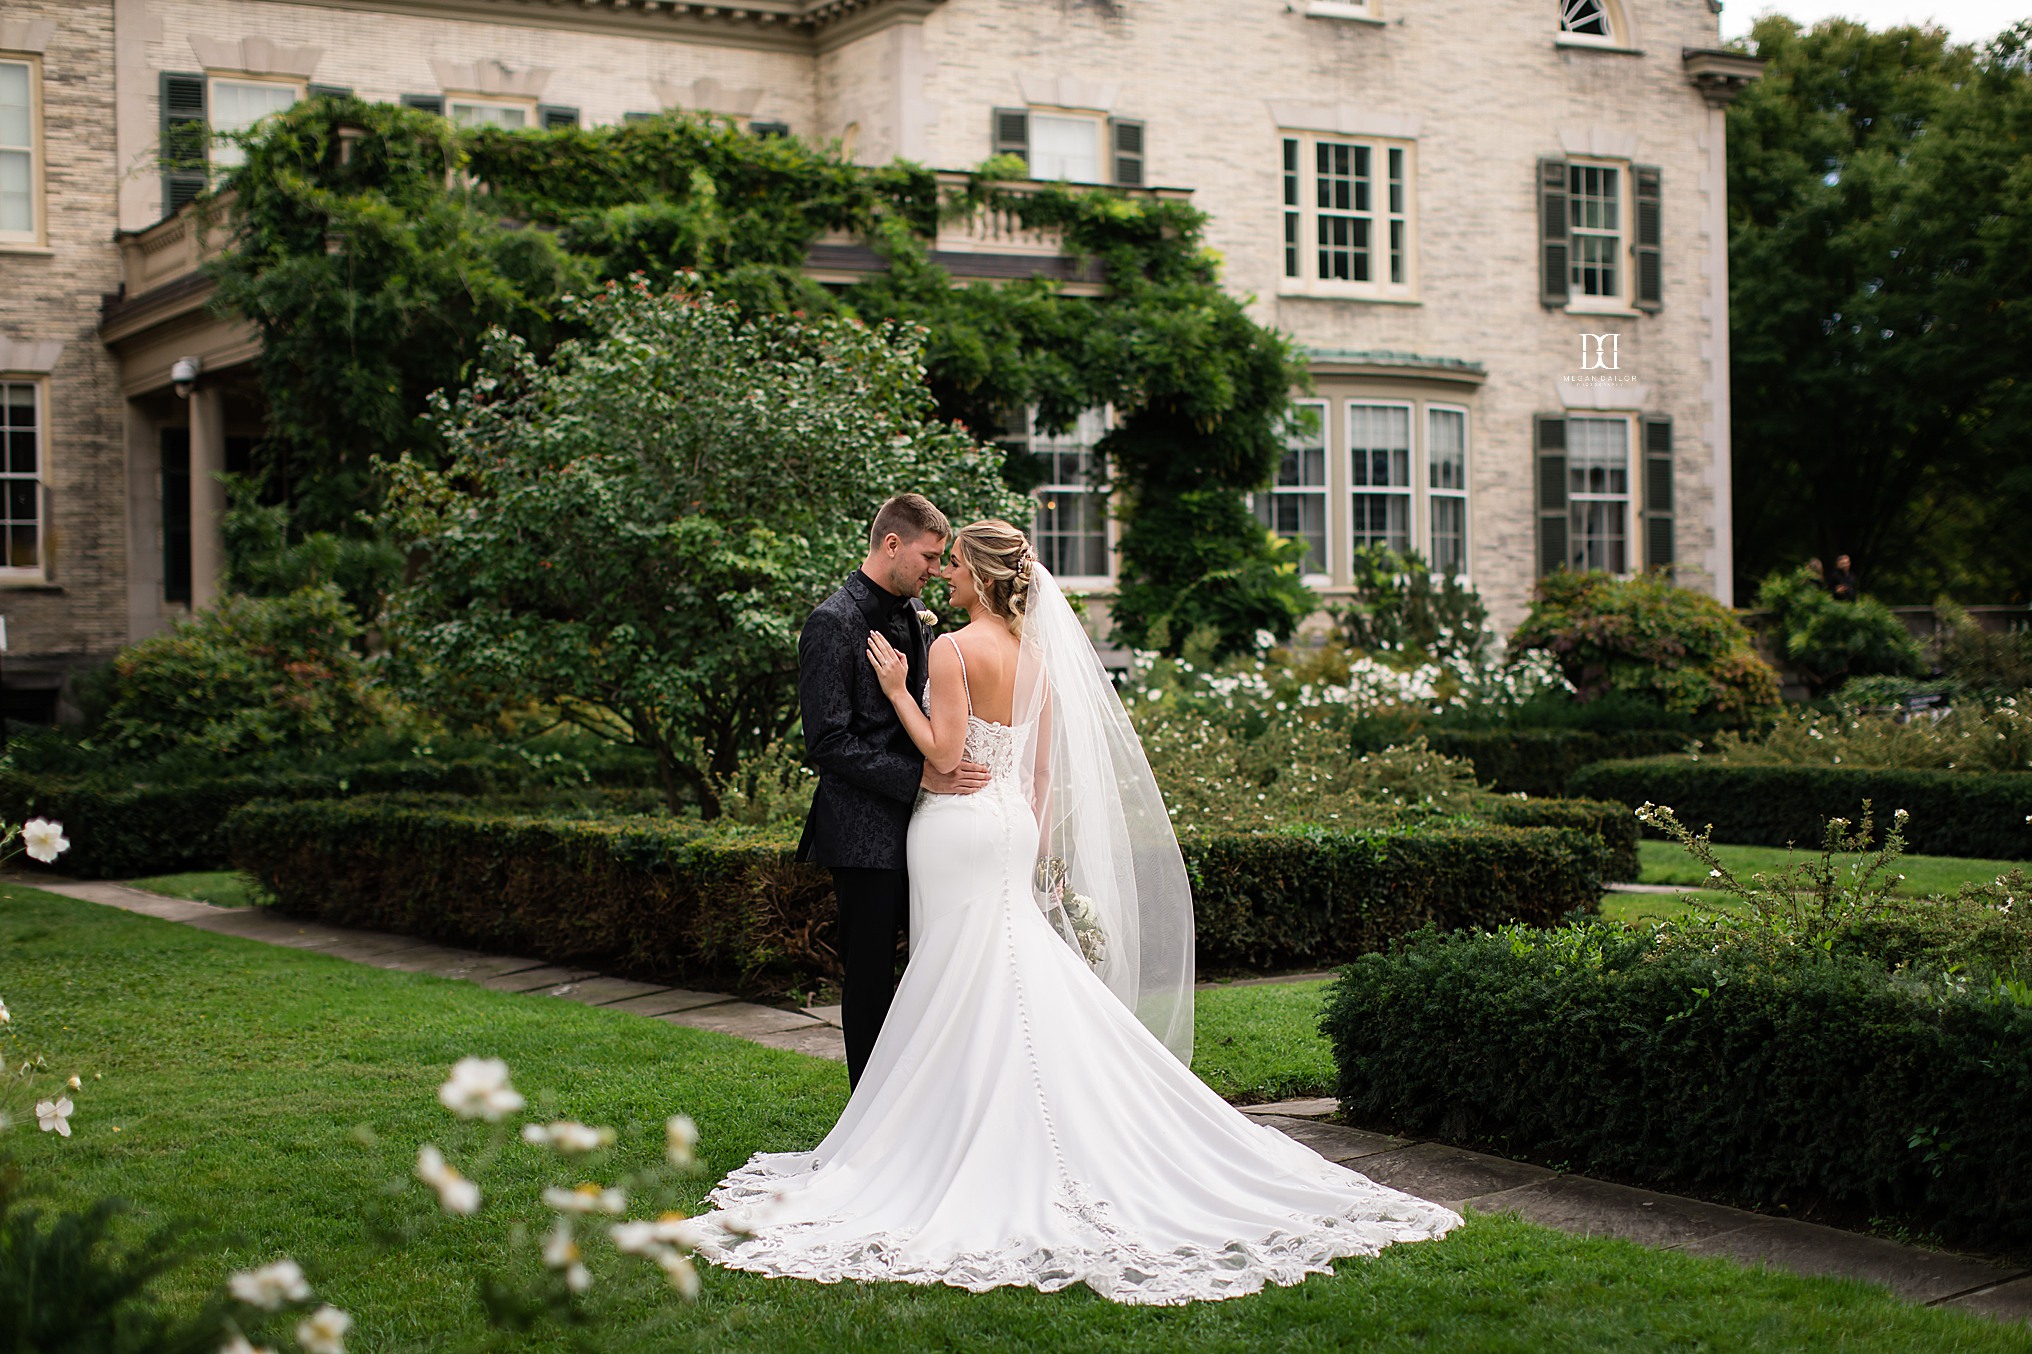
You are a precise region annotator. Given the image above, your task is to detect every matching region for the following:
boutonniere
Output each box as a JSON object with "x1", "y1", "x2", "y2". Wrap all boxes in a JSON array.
[{"x1": 912, "y1": 602, "x2": 938, "y2": 628}]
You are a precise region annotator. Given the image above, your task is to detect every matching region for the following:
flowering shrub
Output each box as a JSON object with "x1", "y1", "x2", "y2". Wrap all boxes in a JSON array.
[
  {"x1": 1510, "y1": 570, "x2": 1780, "y2": 721},
  {"x1": 1693, "y1": 696, "x2": 2032, "y2": 773},
  {"x1": 1329, "y1": 546, "x2": 1492, "y2": 667}
]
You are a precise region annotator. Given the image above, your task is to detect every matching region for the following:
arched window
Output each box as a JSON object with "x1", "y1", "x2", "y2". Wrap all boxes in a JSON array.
[{"x1": 1560, "y1": 0, "x2": 1613, "y2": 37}]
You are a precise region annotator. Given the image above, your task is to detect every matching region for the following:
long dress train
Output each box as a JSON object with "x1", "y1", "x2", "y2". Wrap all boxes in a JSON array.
[{"x1": 690, "y1": 651, "x2": 1462, "y2": 1305}]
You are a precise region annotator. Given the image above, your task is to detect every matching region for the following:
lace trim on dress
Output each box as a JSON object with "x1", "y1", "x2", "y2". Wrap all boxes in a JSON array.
[{"x1": 691, "y1": 1156, "x2": 1461, "y2": 1306}]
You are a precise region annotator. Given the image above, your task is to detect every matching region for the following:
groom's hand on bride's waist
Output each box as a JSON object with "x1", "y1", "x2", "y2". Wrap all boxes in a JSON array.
[{"x1": 922, "y1": 760, "x2": 991, "y2": 795}]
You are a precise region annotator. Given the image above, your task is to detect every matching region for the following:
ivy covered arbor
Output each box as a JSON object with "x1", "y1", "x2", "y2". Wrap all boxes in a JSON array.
[{"x1": 208, "y1": 97, "x2": 1314, "y2": 655}]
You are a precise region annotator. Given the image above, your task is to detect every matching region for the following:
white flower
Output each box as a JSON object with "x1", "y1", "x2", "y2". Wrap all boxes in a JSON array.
[
  {"x1": 612, "y1": 1212, "x2": 706, "y2": 1254},
  {"x1": 521, "y1": 1121, "x2": 615, "y2": 1154},
  {"x1": 415, "y1": 1144, "x2": 481, "y2": 1215},
  {"x1": 20, "y1": 818, "x2": 69, "y2": 863},
  {"x1": 437, "y1": 1057, "x2": 524, "y2": 1121},
  {"x1": 35, "y1": 1097, "x2": 72, "y2": 1137},
  {"x1": 1709, "y1": 869, "x2": 1723, "y2": 879},
  {"x1": 228, "y1": 1257, "x2": 312, "y2": 1310},
  {"x1": 915, "y1": 607, "x2": 938, "y2": 628},
  {"x1": 542, "y1": 1218, "x2": 591, "y2": 1292},
  {"x1": 1253, "y1": 629, "x2": 1276, "y2": 651},
  {"x1": 658, "y1": 1249, "x2": 701, "y2": 1298},
  {"x1": 543, "y1": 1183, "x2": 627, "y2": 1215},
  {"x1": 295, "y1": 1305, "x2": 352, "y2": 1354},
  {"x1": 66, "y1": 1074, "x2": 81, "y2": 1090},
  {"x1": 1894, "y1": 808, "x2": 1910, "y2": 822},
  {"x1": 666, "y1": 1114, "x2": 698, "y2": 1169},
  {"x1": 0, "y1": 998, "x2": 9, "y2": 1024},
  {"x1": 219, "y1": 1337, "x2": 276, "y2": 1354}
]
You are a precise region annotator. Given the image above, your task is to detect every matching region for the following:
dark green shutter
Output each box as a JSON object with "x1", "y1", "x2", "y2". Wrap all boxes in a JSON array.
[
  {"x1": 622, "y1": 111, "x2": 657, "y2": 124},
  {"x1": 1536, "y1": 414, "x2": 1569, "y2": 576},
  {"x1": 992, "y1": 107, "x2": 1028, "y2": 171},
  {"x1": 159, "y1": 72, "x2": 208, "y2": 215},
  {"x1": 1110, "y1": 118, "x2": 1144, "y2": 187},
  {"x1": 400, "y1": 93, "x2": 445, "y2": 116},
  {"x1": 1642, "y1": 414, "x2": 1674, "y2": 573},
  {"x1": 1538, "y1": 157, "x2": 1568, "y2": 307},
  {"x1": 750, "y1": 119, "x2": 791, "y2": 139},
  {"x1": 308, "y1": 83, "x2": 352, "y2": 101},
  {"x1": 1633, "y1": 164, "x2": 1662, "y2": 311},
  {"x1": 538, "y1": 104, "x2": 579, "y2": 130}
]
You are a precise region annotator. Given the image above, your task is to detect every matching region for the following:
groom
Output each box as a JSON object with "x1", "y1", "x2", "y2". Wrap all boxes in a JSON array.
[{"x1": 797, "y1": 493, "x2": 990, "y2": 1087}]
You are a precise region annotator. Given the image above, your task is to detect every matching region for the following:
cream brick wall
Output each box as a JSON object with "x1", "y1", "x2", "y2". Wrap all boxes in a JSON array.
[
  {"x1": 910, "y1": 0, "x2": 1733, "y2": 632},
  {"x1": 0, "y1": 0, "x2": 129, "y2": 693}
]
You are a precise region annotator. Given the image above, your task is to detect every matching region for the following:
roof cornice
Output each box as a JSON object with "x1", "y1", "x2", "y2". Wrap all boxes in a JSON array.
[{"x1": 260, "y1": 0, "x2": 947, "y2": 57}]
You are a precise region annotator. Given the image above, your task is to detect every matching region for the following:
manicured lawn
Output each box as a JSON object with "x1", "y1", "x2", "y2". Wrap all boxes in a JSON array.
[
  {"x1": 127, "y1": 868, "x2": 271, "y2": 908},
  {"x1": 1191, "y1": 979, "x2": 1336, "y2": 1103},
  {"x1": 4, "y1": 884, "x2": 2026, "y2": 1352},
  {"x1": 1637, "y1": 840, "x2": 2022, "y2": 896}
]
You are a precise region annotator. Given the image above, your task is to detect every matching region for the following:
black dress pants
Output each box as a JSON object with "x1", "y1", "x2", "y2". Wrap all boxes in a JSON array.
[{"x1": 829, "y1": 865, "x2": 909, "y2": 1089}]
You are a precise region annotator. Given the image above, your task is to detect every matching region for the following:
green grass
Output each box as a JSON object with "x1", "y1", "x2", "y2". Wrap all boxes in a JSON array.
[
  {"x1": 1192, "y1": 980, "x2": 1336, "y2": 1103},
  {"x1": 126, "y1": 869, "x2": 269, "y2": 908},
  {"x1": 1638, "y1": 840, "x2": 2023, "y2": 896},
  {"x1": 3, "y1": 884, "x2": 2027, "y2": 1352}
]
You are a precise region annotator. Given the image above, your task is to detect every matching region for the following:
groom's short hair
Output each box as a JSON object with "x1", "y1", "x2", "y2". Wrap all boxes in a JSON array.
[{"x1": 869, "y1": 494, "x2": 951, "y2": 550}]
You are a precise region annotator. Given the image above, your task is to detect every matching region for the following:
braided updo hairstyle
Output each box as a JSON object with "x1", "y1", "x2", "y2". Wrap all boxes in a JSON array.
[{"x1": 953, "y1": 519, "x2": 1036, "y2": 636}]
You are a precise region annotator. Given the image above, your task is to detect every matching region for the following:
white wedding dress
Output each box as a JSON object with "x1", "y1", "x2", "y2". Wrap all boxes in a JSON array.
[{"x1": 691, "y1": 633, "x2": 1463, "y2": 1305}]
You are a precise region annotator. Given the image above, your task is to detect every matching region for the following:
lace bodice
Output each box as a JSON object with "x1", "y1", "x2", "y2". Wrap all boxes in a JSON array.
[{"x1": 915, "y1": 635, "x2": 1022, "y2": 803}]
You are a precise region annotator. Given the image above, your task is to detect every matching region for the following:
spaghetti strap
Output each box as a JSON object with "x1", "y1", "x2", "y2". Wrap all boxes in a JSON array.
[{"x1": 944, "y1": 633, "x2": 973, "y2": 717}]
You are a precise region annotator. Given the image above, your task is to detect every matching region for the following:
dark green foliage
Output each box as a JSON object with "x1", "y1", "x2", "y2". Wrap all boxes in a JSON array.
[
  {"x1": 225, "y1": 797, "x2": 1604, "y2": 991},
  {"x1": 1510, "y1": 570, "x2": 1782, "y2": 721},
  {"x1": 1350, "y1": 726, "x2": 1696, "y2": 798},
  {"x1": 1932, "y1": 597, "x2": 2032, "y2": 696},
  {"x1": 1472, "y1": 795, "x2": 1640, "y2": 881},
  {"x1": 1108, "y1": 490, "x2": 1314, "y2": 659},
  {"x1": 94, "y1": 586, "x2": 389, "y2": 762},
  {"x1": 1321, "y1": 923, "x2": 2032, "y2": 1247},
  {"x1": 0, "y1": 1159, "x2": 226, "y2": 1354},
  {"x1": 1569, "y1": 757, "x2": 2032, "y2": 859},
  {"x1": 1754, "y1": 565, "x2": 1925, "y2": 693},
  {"x1": 1331, "y1": 546, "x2": 1491, "y2": 665}
]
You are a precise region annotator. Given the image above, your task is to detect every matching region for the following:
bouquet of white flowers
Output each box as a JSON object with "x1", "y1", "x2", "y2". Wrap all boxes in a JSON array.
[{"x1": 1033, "y1": 856, "x2": 1107, "y2": 970}]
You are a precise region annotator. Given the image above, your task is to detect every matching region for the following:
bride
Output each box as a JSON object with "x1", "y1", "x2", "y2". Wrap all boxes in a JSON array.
[{"x1": 689, "y1": 519, "x2": 1462, "y2": 1304}]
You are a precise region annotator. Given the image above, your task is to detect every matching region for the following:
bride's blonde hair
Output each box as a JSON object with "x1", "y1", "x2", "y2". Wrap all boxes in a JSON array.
[{"x1": 954, "y1": 520, "x2": 1035, "y2": 636}]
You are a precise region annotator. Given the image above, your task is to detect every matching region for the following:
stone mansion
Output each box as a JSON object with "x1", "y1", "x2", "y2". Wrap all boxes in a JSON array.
[{"x1": 0, "y1": 0, "x2": 1760, "y2": 719}]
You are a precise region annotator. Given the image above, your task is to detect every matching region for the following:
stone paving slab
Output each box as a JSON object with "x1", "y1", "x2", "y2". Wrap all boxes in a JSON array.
[
  {"x1": 1247, "y1": 1115, "x2": 1407, "y2": 1164},
  {"x1": 1468, "y1": 1173, "x2": 1754, "y2": 1250},
  {"x1": 478, "y1": 964, "x2": 602, "y2": 993},
  {"x1": 1351, "y1": 1142, "x2": 1558, "y2": 1210},
  {"x1": 750, "y1": 1025, "x2": 850, "y2": 1061},
  {"x1": 1194, "y1": 970, "x2": 1337, "y2": 990},
  {"x1": 537, "y1": 976, "x2": 672, "y2": 1006},
  {"x1": 1945, "y1": 1275, "x2": 2032, "y2": 1323},
  {"x1": 803, "y1": 1004, "x2": 845, "y2": 1029},
  {"x1": 602, "y1": 990, "x2": 734, "y2": 1018},
  {"x1": 357, "y1": 945, "x2": 501, "y2": 975},
  {"x1": 15, "y1": 877, "x2": 223, "y2": 923},
  {"x1": 1245, "y1": 1097, "x2": 1337, "y2": 1118},
  {"x1": 661, "y1": 1003, "x2": 829, "y2": 1038},
  {"x1": 1676, "y1": 1216, "x2": 2030, "y2": 1306}
]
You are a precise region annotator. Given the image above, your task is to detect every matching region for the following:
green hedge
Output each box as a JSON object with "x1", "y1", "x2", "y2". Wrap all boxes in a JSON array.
[
  {"x1": 1349, "y1": 728, "x2": 1694, "y2": 798},
  {"x1": 1, "y1": 758, "x2": 660, "y2": 879},
  {"x1": 225, "y1": 796, "x2": 1607, "y2": 990},
  {"x1": 1568, "y1": 758, "x2": 2032, "y2": 859},
  {"x1": 1473, "y1": 795, "x2": 1639, "y2": 882},
  {"x1": 1322, "y1": 926, "x2": 2032, "y2": 1249}
]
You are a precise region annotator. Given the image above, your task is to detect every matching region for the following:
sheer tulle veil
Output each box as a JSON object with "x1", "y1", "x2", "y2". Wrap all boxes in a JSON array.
[{"x1": 1012, "y1": 559, "x2": 1195, "y2": 1063}]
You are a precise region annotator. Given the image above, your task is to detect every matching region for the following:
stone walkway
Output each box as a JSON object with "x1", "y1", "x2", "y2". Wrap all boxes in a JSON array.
[{"x1": 16, "y1": 874, "x2": 2031, "y2": 1326}]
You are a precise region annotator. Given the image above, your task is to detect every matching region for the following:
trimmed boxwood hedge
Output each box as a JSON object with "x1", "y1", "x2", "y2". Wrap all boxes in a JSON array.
[
  {"x1": 1472, "y1": 795, "x2": 1639, "y2": 882},
  {"x1": 1349, "y1": 728, "x2": 1694, "y2": 798},
  {"x1": 225, "y1": 795, "x2": 1607, "y2": 991},
  {"x1": 1569, "y1": 758, "x2": 2032, "y2": 859},
  {"x1": 1322, "y1": 926, "x2": 2032, "y2": 1248}
]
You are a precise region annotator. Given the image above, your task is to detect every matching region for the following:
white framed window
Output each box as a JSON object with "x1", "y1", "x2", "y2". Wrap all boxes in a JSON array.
[
  {"x1": 1253, "y1": 400, "x2": 1330, "y2": 581},
  {"x1": 1426, "y1": 405, "x2": 1469, "y2": 577},
  {"x1": 1558, "y1": 0, "x2": 1625, "y2": 45},
  {"x1": 1029, "y1": 111, "x2": 1104, "y2": 184},
  {"x1": 1347, "y1": 402, "x2": 1413, "y2": 554},
  {"x1": 208, "y1": 76, "x2": 302, "y2": 170},
  {"x1": 449, "y1": 98, "x2": 533, "y2": 130},
  {"x1": 1567, "y1": 415, "x2": 1630, "y2": 573},
  {"x1": 1567, "y1": 160, "x2": 1625, "y2": 306},
  {"x1": 0, "y1": 379, "x2": 44, "y2": 578},
  {"x1": 1280, "y1": 133, "x2": 1413, "y2": 298},
  {"x1": 1026, "y1": 407, "x2": 1113, "y2": 584},
  {"x1": 0, "y1": 57, "x2": 41, "y2": 246}
]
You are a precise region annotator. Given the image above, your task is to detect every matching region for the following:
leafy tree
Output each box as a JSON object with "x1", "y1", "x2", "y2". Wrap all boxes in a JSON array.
[
  {"x1": 1509, "y1": 570, "x2": 1781, "y2": 722},
  {"x1": 379, "y1": 278, "x2": 1027, "y2": 816},
  {"x1": 1728, "y1": 18, "x2": 2032, "y2": 603},
  {"x1": 1754, "y1": 564, "x2": 1926, "y2": 694}
]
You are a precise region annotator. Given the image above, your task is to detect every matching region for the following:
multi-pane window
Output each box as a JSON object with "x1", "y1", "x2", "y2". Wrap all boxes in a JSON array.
[
  {"x1": 1567, "y1": 416, "x2": 1629, "y2": 573},
  {"x1": 1560, "y1": 0, "x2": 1615, "y2": 37},
  {"x1": 0, "y1": 59, "x2": 36, "y2": 242},
  {"x1": 1, "y1": 382, "x2": 40, "y2": 572},
  {"x1": 1426, "y1": 406, "x2": 1468, "y2": 575},
  {"x1": 449, "y1": 100, "x2": 530, "y2": 130},
  {"x1": 1280, "y1": 134, "x2": 1413, "y2": 294},
  {"x1": 1253, "y1": 401, "x2": 1329, "y2": 577},
  {"x1": 1347, "y1": 403, "x2": 1412, "y2": 553},
  {"x1": 1029, "y1": 408, "x2": 1111, "y2": 581},
  {"x1": 1029, "y1": 113, "x2": 1102, "y2": 183},
  {"x1": 209, "y1": 78, "x2": 299, "y2": 170},
  {"x1": 1569, "y1": 163, "x2": 1621, "y2": 299}
]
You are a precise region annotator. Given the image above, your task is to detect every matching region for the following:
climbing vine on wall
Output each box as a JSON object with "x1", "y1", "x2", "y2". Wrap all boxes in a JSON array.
[{"x1": 206, "y1": 98, "x2": 1313, "y2": 654}]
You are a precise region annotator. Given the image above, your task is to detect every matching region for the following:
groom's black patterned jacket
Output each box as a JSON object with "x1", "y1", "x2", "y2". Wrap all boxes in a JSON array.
[{"x1": 796, "y1": 569, "x2": 930, "y2": 870}]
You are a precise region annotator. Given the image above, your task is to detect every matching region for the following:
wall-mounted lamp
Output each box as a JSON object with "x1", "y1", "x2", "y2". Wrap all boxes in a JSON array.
[{"x1": 171, "y1": 356, "x2": 202, "y2": 399}]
